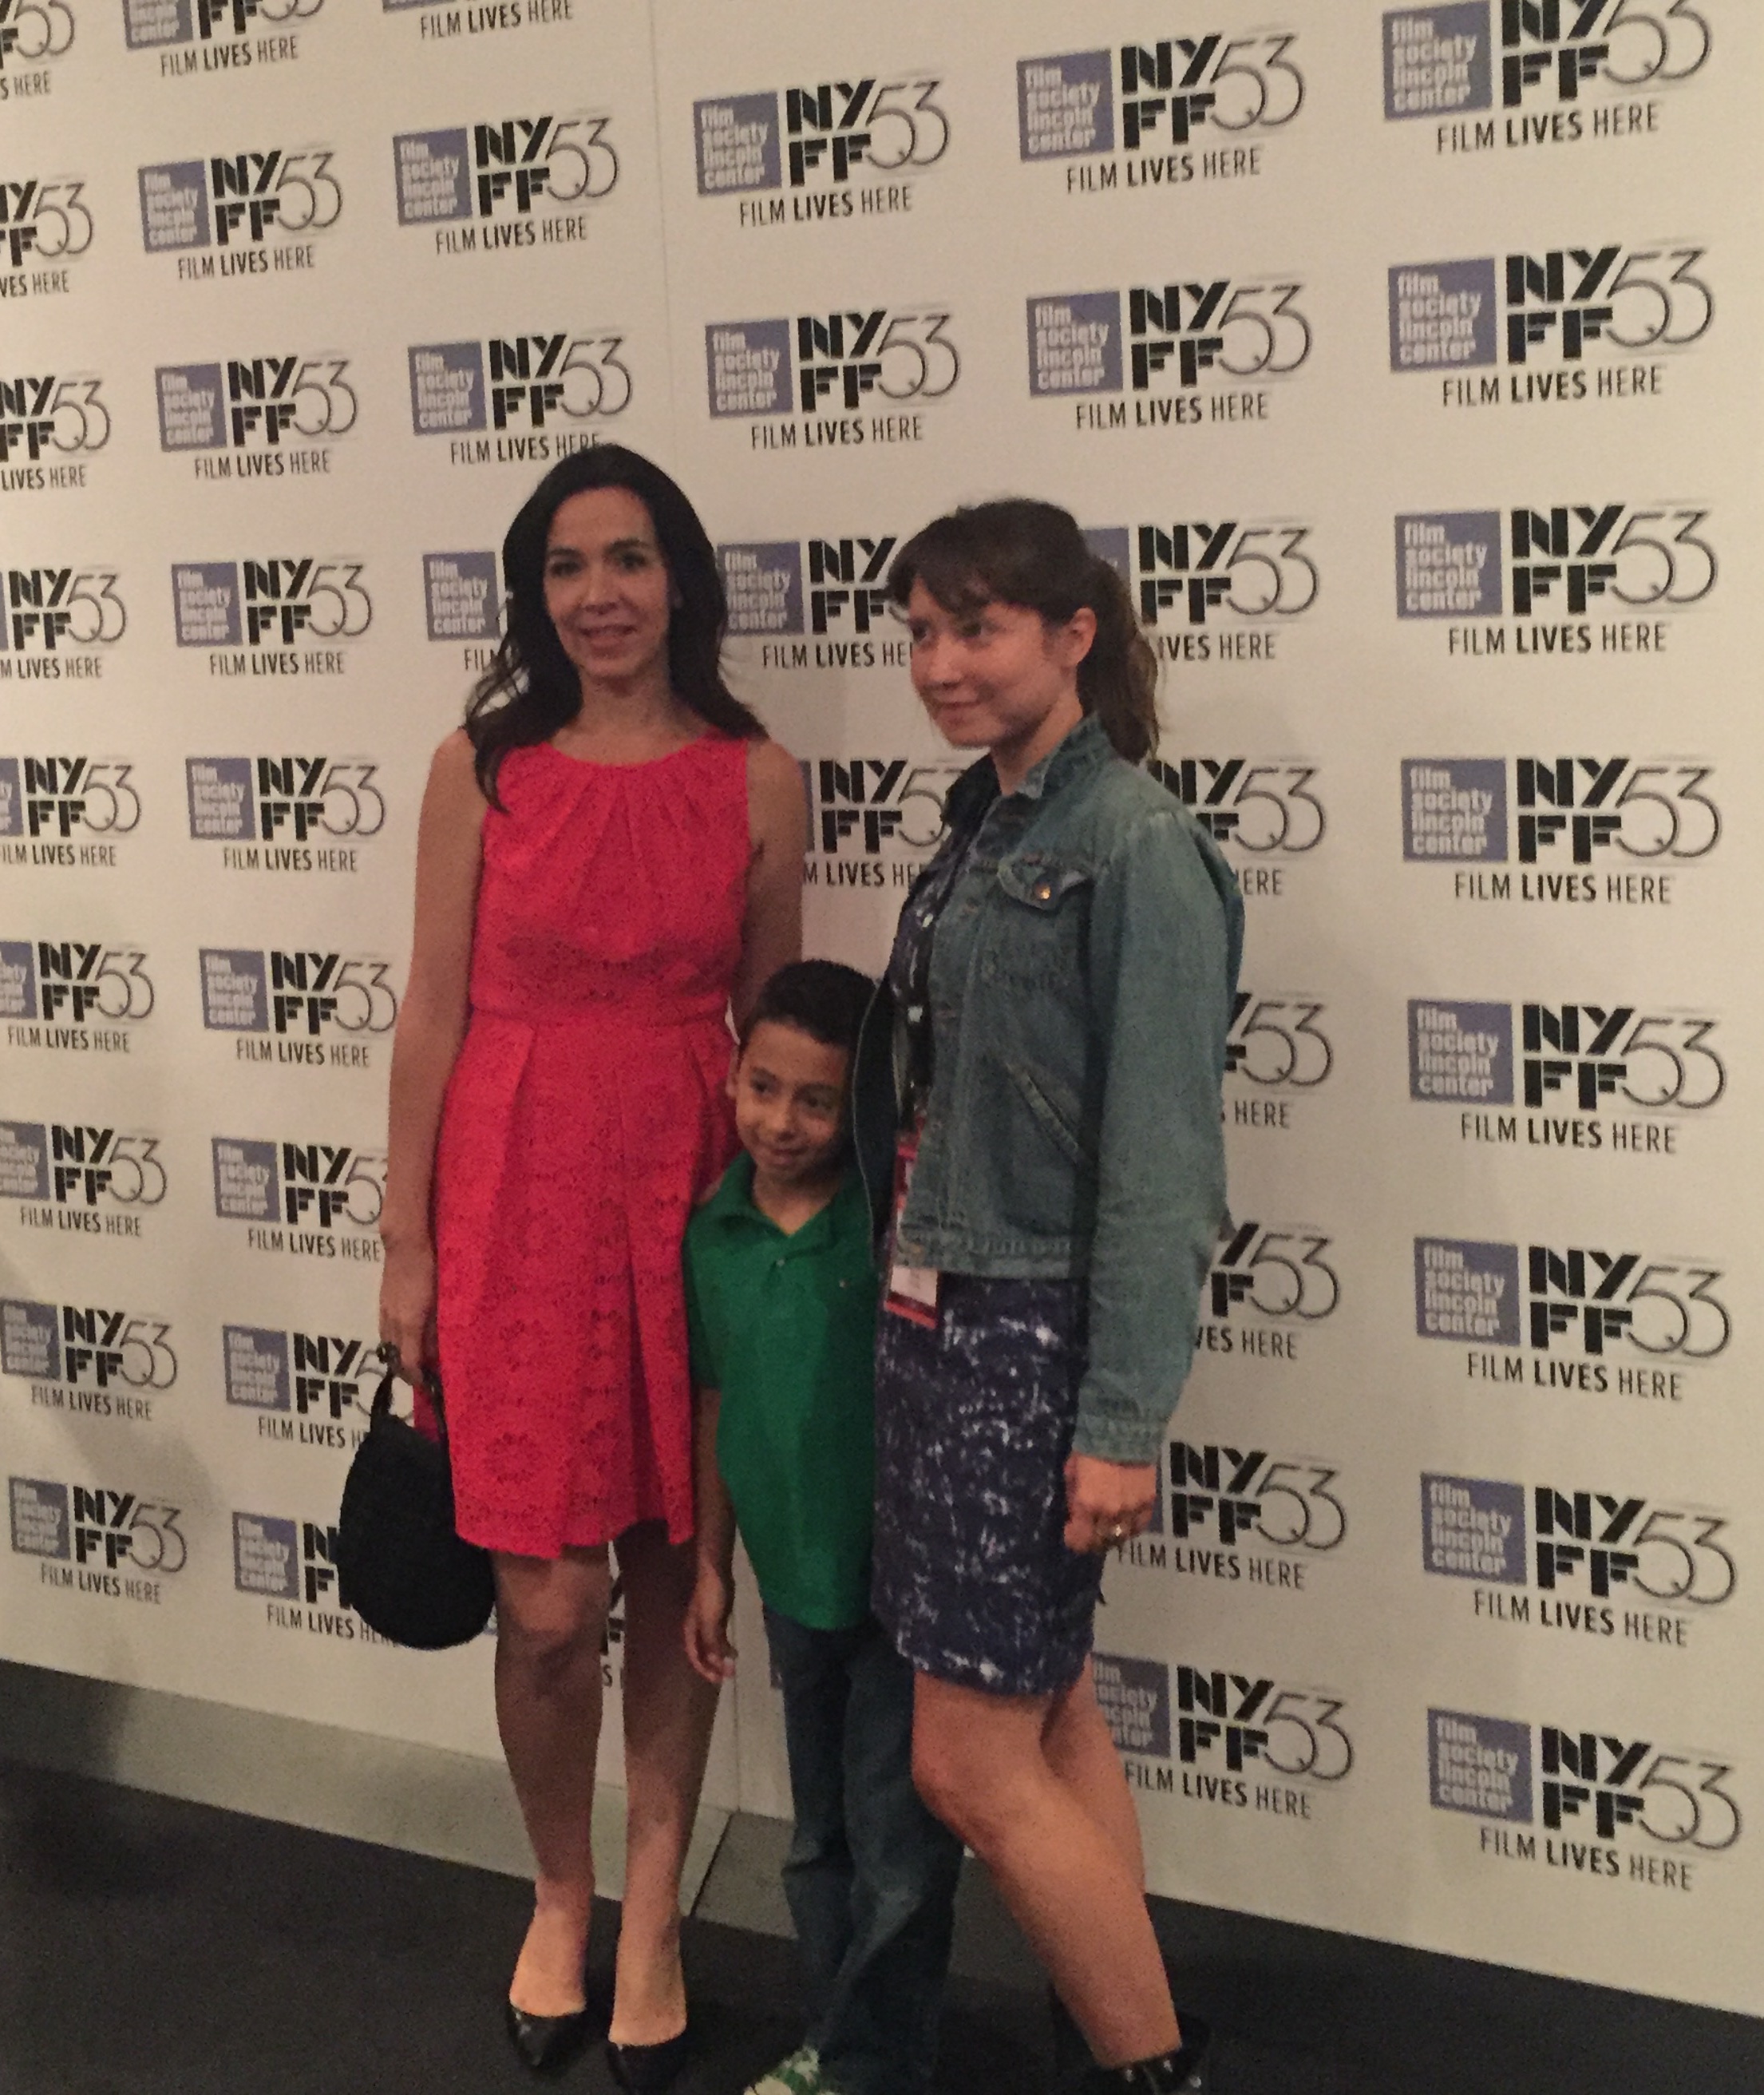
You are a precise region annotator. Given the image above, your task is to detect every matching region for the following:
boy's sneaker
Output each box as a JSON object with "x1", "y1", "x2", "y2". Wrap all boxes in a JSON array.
[{"x1": 745, "y1": 2044, "x2": 822, "y2": 2095}]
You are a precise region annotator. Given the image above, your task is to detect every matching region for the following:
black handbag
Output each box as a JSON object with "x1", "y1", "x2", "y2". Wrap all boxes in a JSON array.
[{"x1": 335, "y1": 1360, "x2": 495, "y2": 1650}]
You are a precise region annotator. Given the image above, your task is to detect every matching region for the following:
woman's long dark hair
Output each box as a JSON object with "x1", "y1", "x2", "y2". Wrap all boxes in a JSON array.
[
  {"x1": 465, "y1": 445, "x2": 763, "y2": 802},
  {"x1": 884, "y1": 498, "x2": 1159, "y2": 763}
]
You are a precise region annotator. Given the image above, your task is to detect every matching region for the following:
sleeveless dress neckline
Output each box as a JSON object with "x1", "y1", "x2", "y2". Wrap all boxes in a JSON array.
[
  {"x1": 539, "y1": 731, "x2": 717, "y2": 774},
  {"x1": 433, "y1": 734, "x2": 750, "y2": 1554}
]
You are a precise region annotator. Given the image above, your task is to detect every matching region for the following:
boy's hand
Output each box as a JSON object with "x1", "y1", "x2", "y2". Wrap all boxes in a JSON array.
[{"x1": 684, "y1": 1564, "x2": 737, "y2": 1684}]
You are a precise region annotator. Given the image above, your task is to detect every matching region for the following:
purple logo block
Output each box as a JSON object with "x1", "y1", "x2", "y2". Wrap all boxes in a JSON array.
[
  {"x1": 186, "y1": 758, "x2": 255, "y2": 842},
  {"x1": 124, "y1": 0, "x2": 194, "y2": 47},
  {"x1": 718, "y1": 544, "x2": 804, "y2": 636},
  {"x1": 0, "y1": 1123, "x2": 48, "y2": 1202},
  {"x1": 1409, "y1": 1000, "x2": 1513, "y2": 1105},
  {"x1": 2, "y1": 1301, "x2": 60, "y2": 1382},
  {"x1": 1018, "y1": 51, "x2": 1115, "y2": 159},
  {"x1": 223, "y1": 1327, "x2": 291, "y2": 1411},
  {"x1": 0, "y1": 760, "x2": 20, "y2": 834},
  {"x1": 409, "y1": 343, "x2": 486, "y2": 435},
  {"x1": 10, "y1": 1476, "x2": 70, "y2": 1559},
  {"x1": 1094, "y1": 1653, "x2": 1171, "y2": 1758},
  {"x1": 233, "y1": 1511, "x2": 299, "y2": 1597},
  {"x1": 1384, "y1": 6, "x2": 1491, "y2": 120},
  {"x1": 200, "y1": 949, "x2": 269, "y2": 1033},
  {"x1": 1396, "y1": 513, "x2": 1502, "y2": 619},
  {"x1": 705, "y1": 321, "x2": 792, "y2": 418},
  {"x1": 1430, "y1": 1709, "x2": 1533, "y2": 1820},
  {"x1": 212, "y1": 1138, "x2": 279, "y2": 1223},
  {"x1": 1027, "y1": 291, "x2": 1122, "y2": 396},
  {"x1": 1084, "y1": 527, "x2": 1131, "y2": 582},
  {"x1": 1414, "y1": 1237, "x2": 1521, "y2": 1345},
  {"x1": 1422, "y1": 1475, "x2": 1527, "y2": 1583},
  {"x1": 157, "y1": 365, "x2": 227, "y2": 451},
  {"x1": 139, "y1": 161, "x2": 210, "y2": 252},
  {"x1": 695, "y1": 94, "x2": 781, "y2": 194},
  {"x1": 1389, "y1": 259, "x2": 1497, "y2": 371},
  {"x1": 425, "y1": 552, "x2": 500, "y2": 641},
  {"x1": 0, "y1": 943, "x2": 39, "y2": 1022},
  {"x1": 1403, "y1": 758, "x2": 1507, "y2": 861},
  {"x1": 395, "y1": 130, "x2": 472, "y2": 224},
  {"x1": 173, "y1": 564, "x2": 243, "y2": 648}
]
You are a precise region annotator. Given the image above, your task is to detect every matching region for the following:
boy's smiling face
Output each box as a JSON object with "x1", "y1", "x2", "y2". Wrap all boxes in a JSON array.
[{"x1": 730, "y1": 1020, "x2": 850, "y2": 1190}]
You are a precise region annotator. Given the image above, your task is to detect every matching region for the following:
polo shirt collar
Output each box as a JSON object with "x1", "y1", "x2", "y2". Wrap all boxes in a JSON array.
[{"x1": 706, "y1": 1153, "x2": 864, "y2": 1252}]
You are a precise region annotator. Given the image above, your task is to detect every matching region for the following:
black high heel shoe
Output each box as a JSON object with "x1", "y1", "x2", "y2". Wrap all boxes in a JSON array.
[
  {"x1": 504, "y1": 1997, "x2": 599, "y2": 2078},
  {"x1": 606, "y1": 2025, "x2": 691, "y2": 2092},
  {"x1": 1082, "y1": 2018, "x2": 1212, "y2": 2094}
]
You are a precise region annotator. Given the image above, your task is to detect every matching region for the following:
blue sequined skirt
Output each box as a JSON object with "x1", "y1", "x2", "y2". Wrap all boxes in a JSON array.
[{"x1": 872, "y1": 1276, "x2": 1104, "y2": 1697}]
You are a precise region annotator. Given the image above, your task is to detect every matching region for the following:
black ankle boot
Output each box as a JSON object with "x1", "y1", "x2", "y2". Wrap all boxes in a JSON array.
[{"x1": 1083, "y1": 2018, "x2": 1211, "y2": 2093}]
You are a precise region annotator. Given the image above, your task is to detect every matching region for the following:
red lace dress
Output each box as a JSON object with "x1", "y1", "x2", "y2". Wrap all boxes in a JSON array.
[{"x1": 433, "y1": 735, "x2": 749, "y2": 1555}]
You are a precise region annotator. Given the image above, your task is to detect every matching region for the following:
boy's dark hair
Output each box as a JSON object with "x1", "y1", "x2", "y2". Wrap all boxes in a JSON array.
[{"x1": 740, "y1": 960, "x2": 874, "y2": 1055}]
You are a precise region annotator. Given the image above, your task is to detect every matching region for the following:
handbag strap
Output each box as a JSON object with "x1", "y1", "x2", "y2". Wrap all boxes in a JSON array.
[{"x1": 371, "y1": 1355, "x2": 448, "y2": 1441}]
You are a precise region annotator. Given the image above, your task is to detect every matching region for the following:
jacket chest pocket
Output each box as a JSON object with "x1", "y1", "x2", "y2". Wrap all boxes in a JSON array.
[{"x1": 983, "y1": 854, "x2": 1093, "y2": 984}]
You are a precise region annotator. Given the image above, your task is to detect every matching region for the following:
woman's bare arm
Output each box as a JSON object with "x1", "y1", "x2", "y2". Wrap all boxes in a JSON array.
[
  {"x1": 378, "y1": 730, "x2": 487, "y2": 1376},
  {"x1": 730, "y1": 736, "x2": 806, "y2": 1029}
]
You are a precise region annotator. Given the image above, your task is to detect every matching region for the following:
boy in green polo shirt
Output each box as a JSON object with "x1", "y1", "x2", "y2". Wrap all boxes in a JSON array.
[{"x1": 684, "y1": 960, "x2": 963, "y2": 2095}]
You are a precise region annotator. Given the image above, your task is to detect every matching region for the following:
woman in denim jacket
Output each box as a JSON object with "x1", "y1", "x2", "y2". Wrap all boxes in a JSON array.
[{"x1": 852, "y1": 500, "x2": 1242, "y2": 2095}]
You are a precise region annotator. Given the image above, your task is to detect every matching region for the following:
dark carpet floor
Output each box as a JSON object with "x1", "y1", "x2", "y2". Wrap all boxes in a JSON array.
[{"x1": 0, "y1": 1760, "x2": 1757, "y2": 2095}]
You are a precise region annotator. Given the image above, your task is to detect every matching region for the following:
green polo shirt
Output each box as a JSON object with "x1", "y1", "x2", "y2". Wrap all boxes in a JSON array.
[{"x1": 683, "y1": 1154, "x2": 877, "y2": 1631}]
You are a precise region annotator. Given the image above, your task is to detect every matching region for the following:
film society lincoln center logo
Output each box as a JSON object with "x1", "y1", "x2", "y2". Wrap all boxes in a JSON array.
[
  {"x1": 3, "y1": 1297, "x2": 176, "y2": 1418},
  {"x1": 211, "y1": 1133, "x2": 386, "y2": 1257},
  {"x1": 137, "y1": 146, "x2": 342, "y2": 274},
  {"x1": 1018, "y1": 28, "x2": 1303, "y2": 182},
  {"x1": 1383, "y1": 3, "x2": 1710, "y2": 136},
  {"x1": 123, "y1": 0, "x2": 320, "y2": 65},
  {"x1": 1095, "y1": 1653, "x2": 1351, "y2": 1814},
  {"x1": 1406, "y1": 997, "x2": 1722, "y2": 1140},
  {"x1": 1414, "y1": 1233, "x2": 1729, "y2": 1404},
  {"x1": 1429, "y1": 1708, "x2": 1738, "y2": 1887},
  {"x1": 0, "y1": 1115, "x2": 165, "y2": 1232},
  {"x1": 394, "y1": 110, "x2": 617, "y2": 255},
  {"x1": 706, "y1": 308, "x2": 956, "y2": 449},
  {"x1": 10, "y1": 1476, "x2": 186, "y2": 1602},
  {"x1": 695, "y1": 71, "x2": 947, "y2": 223}
]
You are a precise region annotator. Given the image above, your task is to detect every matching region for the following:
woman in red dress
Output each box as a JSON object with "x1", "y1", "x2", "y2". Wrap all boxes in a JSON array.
[{"x1": 378, "y1": 448, "x2": 804, "y2": 2084}]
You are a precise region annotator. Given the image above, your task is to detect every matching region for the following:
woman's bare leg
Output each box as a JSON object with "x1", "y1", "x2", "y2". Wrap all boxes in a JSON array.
[
  {"x1": 493, "y1": 1546, "x2": 614, "y2": 2017},
  {"x1": 913, "y1": 1669, "x2": 1178, "y2": 2069},
  {"x1": 610, "y1": 1520, "x2": 722, "y2": 2045}
]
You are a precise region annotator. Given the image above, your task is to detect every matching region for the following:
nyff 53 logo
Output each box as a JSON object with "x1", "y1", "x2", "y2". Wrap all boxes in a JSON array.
[
  {"x1": 0, "y1": 757, "x2": 138, "y2": 857},
  {"x1": 0, "y1": 176, "x2": 91, "y2": 269},
  {"x1": 1098, "y1": 1652, "x2": 1352, "y2": 1800},
  {"x1": 1029, "y1": 279, "x2": 1310, "y2": 402},
  {"x1": 138, "y1": 149, "x2": 342, "y2": 252},
  {"x1": 409, "y1": 332, "x2": 630, "y2": 435},
  {"x1": 1087, "y1": 521, "x2": 1317, "y2": 636},
  {"x1": 718, "y1": 534, "x2": 903, "y2": 640},
  {"x1": 1226, "y1": 993, "x2": 1332, "y2": 1091},
  {"x1": 0, "y1": 571, "x2": 124, "y2": 655},
  {"x1": 1430, "y1": 1709, "x2": 1738, "y2": 1863},
  {"x1": 1019, "y1": 31, "x2": 1302, "y2": 160},
  {"x1": 0, "y1": 1119, "x2": 165, "y2": 1210},
  {"x1": 1149, "y1": 757, "x2": 1325, "y2": 857},
  {"x1": 806, "y1": 759, "x2": 960, "y2": 858},
  {"x1": 172, "y1": 560, "x2": 370, "y2": 648},
  {"x1": 1389, "y1": 244, "x2": 1711, "y2": 375},
  {"x1": 706, "y1": 309, "x2": 957, "y2": 418},
  {"x1": 1403, "y1": 757, "x2": 1719, "y2": 866},
  {"x1": 232, "y1": 1510, "x2": 344, "y2": 1605},
  {"x1": 124, "y1": 0, "x2": 321, "y2": 48},
  {"x1": 1206, "y1": 1219, "x2": 1339, "y2": 1325},
  {"x1": 0, "y1": 940, "x2": 154, "y2": 1024},
  {"x1": 696, "y1": 75, "x2": 947, "y2": 198},
  {"x1": 1383, "y1": 3, "x2": 1710, "y2": 121},
  {"x1": 1395, "y1": 503, "x2": 1715, "y2": 622},
  {"x1": 156, "y1": 354, "x2": 356, "y2": 453},
  {"x1": 0, "y1": 0, "x2": 73, "y2": 73},
  {"x1": 1422, "y1": 1473, "x2": 1733, "y2": 1611},
  {"x1": 224, "y1": 1324, "x2": 374, "y2": 1420},
  {"x1": 186, "y1": 757, "x2": 384, "y2": 845},
  {"x1": 2, "y1": 1298, "x2": 176, "y2": 1394},
  {"x1": 212, "y1": 1135, "x2": 386, "y2": 1231},
  {"x1": 11, "y1": 1479, "x2": 186, "y2": 1574},
  {"x1": 0, "y1": 370, "x2": 110, "y2": 465},
  {"x1": 1408, "y1": 999, "x2": 1722, "y2": 1114},
  {"x1": 200, "y1": 948, "x2": 398, "y2": 1038},
  {"x1": 395, "y1": 114, "x2": 616, "y2": 226},
  {"x1": 1167, "y1": 1441, "x2": 1345, "y2": 1554}
]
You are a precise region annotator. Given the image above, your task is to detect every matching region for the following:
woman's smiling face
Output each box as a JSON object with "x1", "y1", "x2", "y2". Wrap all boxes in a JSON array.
[
  {"x1": 542, "y1": 485, "x2": 673, "y2": 687},
  {"x1": 902, "y1": 578, "x2": 1093, "y2": 757}
]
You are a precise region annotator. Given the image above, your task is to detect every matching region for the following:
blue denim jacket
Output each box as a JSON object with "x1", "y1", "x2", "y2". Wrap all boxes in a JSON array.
[{"x1": 854, "y1": 714, "x2": 1243, "y2": 1465}]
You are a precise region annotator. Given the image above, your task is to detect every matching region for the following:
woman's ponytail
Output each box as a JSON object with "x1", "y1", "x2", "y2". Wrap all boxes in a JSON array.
[
  {"x1": 887, "y1": 499, "x2": 1162, "y2": 765},
  {"x1": 1079, "y1": 553, "x2": 1160, "y2": 763}
]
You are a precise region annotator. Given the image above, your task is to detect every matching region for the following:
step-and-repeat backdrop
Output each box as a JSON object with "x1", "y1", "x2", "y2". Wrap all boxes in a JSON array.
[{"x1": 3, "y1": 0, "x2": 1759, "y2": 2014}]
